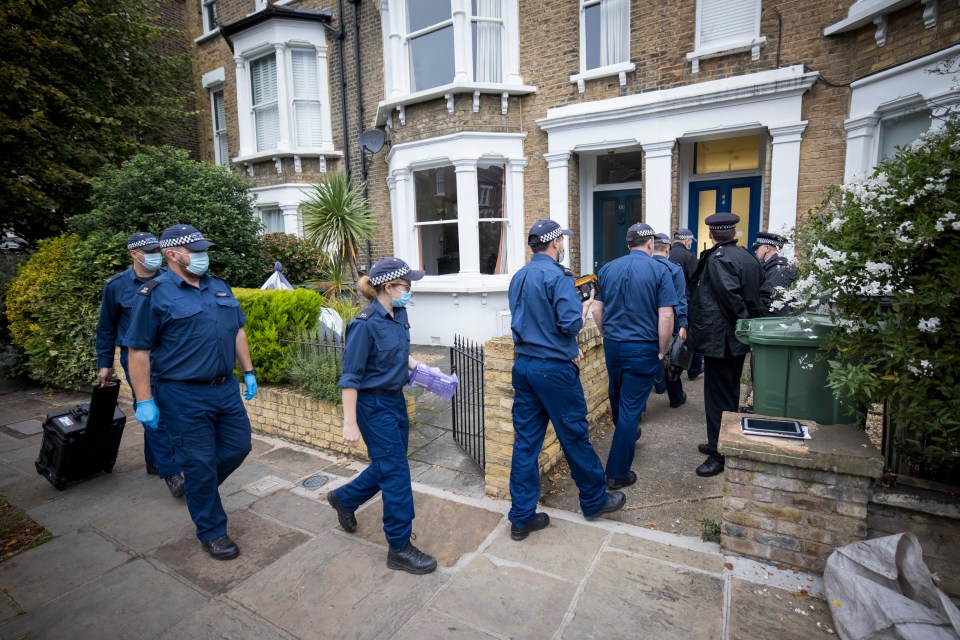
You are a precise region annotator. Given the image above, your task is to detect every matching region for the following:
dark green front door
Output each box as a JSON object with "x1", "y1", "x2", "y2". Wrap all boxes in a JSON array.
[{"x1": 593, "y1": 189, "x2": 642, "y2": 272}]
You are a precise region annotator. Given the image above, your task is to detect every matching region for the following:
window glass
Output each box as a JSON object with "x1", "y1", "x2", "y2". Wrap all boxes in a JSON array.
[
  {"x1": 582, "y1": 0, "x2": 628, "y2": 71},
  {"x1": 291, "y1": 50, "x2": 322, "y2": 147},
  {"x1": 584, "y1": 2, "x2": 601, "y2": 70},
  {"x1": 597, "y1": 150, "x2": 643, "y2": 184},
  {"x1": 409, "y1": 26, "x2": 455, "y2": 91},
  {"x1": 879, "y1": 110, "x2": 932, "y2": 161},
  {"x1": 251, "y1": 55, "x2": 280, "y2": 152},
  {"x1": 407, "y1": 0, "x2": 451, "y2": 33},
  {"x1": 415, "y1": 167, "x2": 459, "y2": 275},
  {"x1": 478, "y1": 164, "x2": 506, "y2": 275},
  {"x1": 261, "y1": 208, "x2": 284, "y2": 234},
  {"x1": 203, "y1": 0, "x2": 218, "y2": 31},
  {"x1": 694, "y1": 135, "x2": 761, "y2": 174},
  {"x1": 212, "y1": 90, "x2": 228, "y2": 166}
]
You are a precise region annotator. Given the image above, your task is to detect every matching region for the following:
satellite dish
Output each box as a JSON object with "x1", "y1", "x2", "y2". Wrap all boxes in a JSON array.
[{"x1": 358, "y1": 129, "x2": 386, "y2": 154}]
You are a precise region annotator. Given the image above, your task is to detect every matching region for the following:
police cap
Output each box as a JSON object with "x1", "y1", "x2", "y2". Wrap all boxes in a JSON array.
[
  {"x1": 126, "y1": 232, "x2": 161, "y2": 251},
  {"x1": 753, "y1": 232, "x2": 786, "y2": 250},
  {"x1": 159, "y1": 224, "x2": 216, "y2": 250},
  {"x1": 704, "y1": 212, "x2": 739, "y2": 230},
  {"x1": 369, "y1": 257, "x2": 425, "y2": 285},
  {"x1": 527, "y1": 219, "x2": 573, "y2": 245},
  {"x1": 673, "y1": 228, "x2": 694, "y2": 240},
  {"x1": 626, "y1": 222, "x2": 655, "y2": 243},
  {"x1": 654, "y1": 233, "x2": 672, "y2": 244}
]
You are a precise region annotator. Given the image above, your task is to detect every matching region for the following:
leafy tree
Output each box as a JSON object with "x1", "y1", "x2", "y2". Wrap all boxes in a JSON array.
[
  {"x1": 260, "y1": 233, "x2": 326, "y2": 285},
  {"x1": 0, "y1": 0, "x2": 191, "y2": 243},
  {"x1": 70, "y1": 146, "x2": 265, "y2": 288}
]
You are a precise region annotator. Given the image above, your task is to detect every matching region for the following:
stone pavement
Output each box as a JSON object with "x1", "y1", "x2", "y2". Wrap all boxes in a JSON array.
[{"x1": 0, "y1": 379, "x2": 837, "y2": 639}]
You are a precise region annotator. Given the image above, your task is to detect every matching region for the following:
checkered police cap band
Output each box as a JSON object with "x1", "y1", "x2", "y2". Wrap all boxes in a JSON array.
[
  {"x1": 127, "y1": 237, "x2": 158, "y2": 250},
  {"x1": 755, "y1": 236, "x2": 782, "y2": 248},
  {"x1": 708, "y1": 222, "x2": 737, "y2": 230},
  {"x1": 674, "y1": 231, "x2": 694, "y2": 240},
  {"x1": 535, "y1": 227, "x2": 565, "y2": 244},
  {"x1": 159, "y1": 232, "x2": 205, "y2": 249},
  {"x1": 371, "y1": 266, "x2": 411, "y2": 285}
]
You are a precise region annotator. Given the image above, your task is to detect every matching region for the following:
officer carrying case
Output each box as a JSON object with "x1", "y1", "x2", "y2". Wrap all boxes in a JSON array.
[{"x1": 35, "y1": 382, "x2": 126, "y2": 490}]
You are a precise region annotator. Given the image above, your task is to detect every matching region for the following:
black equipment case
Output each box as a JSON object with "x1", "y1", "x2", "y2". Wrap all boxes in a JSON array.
[{"x1": 35, "y1": 382, "x2": 126, "y2": 490}]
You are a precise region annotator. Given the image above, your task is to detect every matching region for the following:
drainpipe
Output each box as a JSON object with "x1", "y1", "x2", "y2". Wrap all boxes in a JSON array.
[
  {"x1": 347, "y1": 0, "x2": 372, "y2": 271},
  {"x1": 337, "y1": 0, "x2": 351, "y2": 182}
]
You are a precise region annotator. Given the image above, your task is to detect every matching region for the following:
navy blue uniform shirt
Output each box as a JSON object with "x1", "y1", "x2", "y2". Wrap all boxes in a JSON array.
[
  {"x1": 123, "y1": 270, "x2": 246, "y2": 382},
  {"x1": 596, "y1": 250, "x2": 678, "y2": 343},
  {"x1": 509, "y1": 253, "x2": 582, "y2": 361},
  {"x1": 95, "y1": 267, "x2": 163, "y2": 369},
  {"x1": 339, "y1": 300, "x2": 411, "y2": 391},
  {"x1": 654, "y1": 254, "x2": 688, "y2": 330}
]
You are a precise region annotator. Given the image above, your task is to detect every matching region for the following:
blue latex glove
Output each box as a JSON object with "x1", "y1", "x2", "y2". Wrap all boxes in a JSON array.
[
  {"x1": 135, "y1": 398, "x2": 160, "y2": 431},
  {"x1": 243, "y1": 373, "x2": 258, "y2": 401}
]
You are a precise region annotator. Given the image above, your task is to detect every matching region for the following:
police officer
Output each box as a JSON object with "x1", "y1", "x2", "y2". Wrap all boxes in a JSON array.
[
  {"x1": 653, "y1": 233, "x2": 688, "y2": 408},
  {"x1": 688, "y1": 213, "x2": 766, "y2": 477},
  {"x1": 507, "y1": 220, "x2": 625, "y2": 539},
  {"x1": 593, "y1": 223, "x2": 676, "y2": 488},
  {"x1": 754, "y1": 232, "x2": 797, "y2": 316},
  {"x1": 326, "y1": 258, "x2": 437, "y2": 574},
  {"x1": 95, "y1": 232, "x2": 184, "y2": 498},
  {"x1": 670, "y1": 228, "x2": 703, "y2": 379},
  {"x1": 125, "y1": 224, "x2": 257, "y2": 561}
]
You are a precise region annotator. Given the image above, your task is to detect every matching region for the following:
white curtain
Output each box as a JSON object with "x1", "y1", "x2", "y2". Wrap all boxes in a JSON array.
[
  {"x1": 475, "y1": 0, "x2": 502, "y2": 83},
  {"x1": 600, "y1": 0, "x2": 629, "y2": 67}
]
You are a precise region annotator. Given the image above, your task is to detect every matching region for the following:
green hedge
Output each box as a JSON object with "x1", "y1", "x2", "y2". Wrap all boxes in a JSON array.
[{"x1": 233, "y1": 288, "x2": 324, "y2": 384}]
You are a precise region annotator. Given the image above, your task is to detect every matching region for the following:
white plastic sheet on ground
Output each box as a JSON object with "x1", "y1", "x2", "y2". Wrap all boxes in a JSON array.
[
  {"x1": 824, "y1": 532, "x2": 960, "y2": 639},
  {"x1": 260, "y1": 261, "x2": 294, "y2": 290},
  {"x1": 318, "y1": 307, "x2": 343, "y2": 338}
]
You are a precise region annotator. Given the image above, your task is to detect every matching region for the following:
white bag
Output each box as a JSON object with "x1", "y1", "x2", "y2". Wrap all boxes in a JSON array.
[{"x1": 824, "y1": 533, "x2": 960, "y2": 640}]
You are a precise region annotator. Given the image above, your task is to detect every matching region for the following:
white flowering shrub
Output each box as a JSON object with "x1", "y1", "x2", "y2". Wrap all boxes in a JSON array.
[{"x1": 787, "y1": 117, "x2": 960, "y2": 476}]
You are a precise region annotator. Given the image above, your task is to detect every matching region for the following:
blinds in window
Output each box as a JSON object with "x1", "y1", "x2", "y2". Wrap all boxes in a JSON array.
[
  {"x1": 251, "y1": 56, "x2": 279, "y2": 152},
  {"x1": 698, "y1": 0, "x2": 758, "y2": 48},
  {"x1": 291, "y1": 50, "x2": 323, "y2": 148},
  {"x1": 213, "y1": 90, "x2": 228, "y2": 166}
]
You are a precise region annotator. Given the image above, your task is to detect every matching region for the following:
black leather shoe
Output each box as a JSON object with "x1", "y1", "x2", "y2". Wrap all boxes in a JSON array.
[
  {"x1": 387, "y1": 542, "x2": 437, "y2": 574},
  {"x1": 697, "y1": 443, "x2": 715, "y2": 455},
  {"x1": 511, "y1": 512, "x2": 550, "y2": 540},
  {"x1": 696, "y1": 457, "x2": 725, "y2": 477},
  {"x1": 586, "y1": 491, "x2": 626, "y2": 519},
  {"x1": 687, "y1": 372, "x2": 701, "y2": 381},
  {"x1": 670, "y1": 391, "x2": 687, "y2": 408},
  {"x1": 163, "y1": 473, "x2": 185, "y2": 498},
  {"x1": 327, "y1": 490, "x2": 357, "y2": 533},
  {"x1": 146, "y1": 462, "x2": 159, "y2": 475},
  {"x1": 606, "y1": 471, "x2": 637, "y2": 490},
  {"x1": 201, "y1": 534, "x2": 239, "y2": 560}
]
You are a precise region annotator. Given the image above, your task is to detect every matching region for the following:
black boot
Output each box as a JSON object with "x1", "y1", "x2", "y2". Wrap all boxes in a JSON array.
[
  {"x1": 511, "y1": 512, "x2": 550, "y2": 541},
  {"x1": 163, "y1": 473, "x2": 185, "y2": 498},
  {"x1": 327, "y1": 490, "x2": 357, "y2": 533},
  {"x1": 695, "y1": 456, "x2": 725, "y2": 477},
  {"x1": 387, "y1": 542, "x2": 437, "y2": 575},
  {"x1": 201, "y1": 534, "x2": 240, "y2": 560}
]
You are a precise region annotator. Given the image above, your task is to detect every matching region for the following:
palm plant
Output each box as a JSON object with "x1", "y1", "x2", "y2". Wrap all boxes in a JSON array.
[{"x1": 301, "y1": 173, "x2": 375, "y2": 277}]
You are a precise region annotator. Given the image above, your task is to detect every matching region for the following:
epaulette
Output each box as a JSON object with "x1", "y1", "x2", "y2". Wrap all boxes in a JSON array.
[
  {"x1": 105, "y1": 272, "x2": 125, "y2": 285},
  {"x1": 137, "y1": 280, "x2": 162, "y2": 296},
  {"x1": 563, "y1": 268, "x2": 574, "y2": 277},
  {"x1": 356, "y1": 308, "x2": 372, "y2": 320}
]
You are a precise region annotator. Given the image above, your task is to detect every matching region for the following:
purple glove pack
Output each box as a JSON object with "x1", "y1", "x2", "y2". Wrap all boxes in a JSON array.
[{"x1": 408, "y1": 362, "x2": 459, "y2": 399}]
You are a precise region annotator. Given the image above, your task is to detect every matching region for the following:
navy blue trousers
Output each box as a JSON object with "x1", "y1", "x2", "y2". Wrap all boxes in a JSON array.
[
  {"x1": 120, "y1": 358, "x2": 180, "y2": 477},
  {"x1": 509, "y1": 356, "x2": 607, "y2": 526},
  {"x1": 154, "y1": 377, "x2": 251, "y2": 541},
  {"x1": 603, "y1": 339, "x2": 661, "y2": 479},
  {"x1": 703, "y1": 354, "x2": 746, "y2": 460},
  {"x1": 335, "y1": 392, "x2": 414, "y2": 549}
]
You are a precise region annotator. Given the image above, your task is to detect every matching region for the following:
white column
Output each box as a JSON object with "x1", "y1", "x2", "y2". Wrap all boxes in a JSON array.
[
  {"x1": 508, "y1": 158, "x2": 527, "y2": 273},
  {"x1": 504, "y1": 0, "x2": 522, "y2": 84},
  {"x1": 385, "y1": 0, "x2": 407, "y2": 96},
  {"x1": 452, "y1": 0, "x2": 471, "y2": 83},
  {"x1": 768, "y1": 122, "x2": 808, "y2": 235},
  {"x1": 315, "y1": 44, "x2": 334, "y2": 151},
  {"x1": 641, "y1": 141, "x2": 675, "y2": 234},
  {"x1": 281, "y1": 204, "x2": 300, "y2": 235},
  {"x1": 234, "y1": 56, "x2": 252, "y2": 157},
  {"x1": 842, "y1": 115, "x2": 880, "y2": 183},
  {"x1": 391, "y1": 170, "x2": 414, "y2": 265},
  {"x1": 544, "y1": 151, "x2": 571, "y2": 267},
  {"x1": 274, "y1": 43, "x2": 291, "y2": 150},
  {"x1": 454, "y1": 160, "x2": 480, "y2": 275}
]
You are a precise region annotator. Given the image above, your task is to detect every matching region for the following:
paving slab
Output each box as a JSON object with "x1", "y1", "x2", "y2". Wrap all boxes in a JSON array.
[
  {"x1": 250, "y1": 489, "x2": 337, "y2": 534},
  {"x1": 0, "y1": 461, "x2": 23, "y2": 488},
  {"x1": 156, "y1": 599, "x2": 291, "y2": 640},
  {"x1": 229, "y1": 532, "x2": 449, "y2": 640},
  {"x1": 727, "y1": 578, "x2": 834, "y2": 639},
  {"x1": 0, "y1": 593, "x2": 18, "y2": 624},
  {"x1": 5, "y1": 418, "x2": 42, "y2": 436},
  {"x1": 0, "y1": 559, "x2": 208, "y2": 640},
  {"x1": 484, "y1": 517, "x2": 608, "y2": 582},
  {"x1": 609, "y1": 532, "x2": 726, "y2": 574},
  {"x1": 315, "y1": 459, "x2": 359, "y2": 478},
  {"x1": 562, "y1": 549, "x2": 724, "y2": 640},
  {"x1": 255, "y1": 446, "x2": 333, "y2": 478},
  {"x1": 218, "y1": 460, "x2": 298, "y2": 496},
  {"x1": 0, "y1": 403, "x2": 42, "y2": 427},
  {"x1": 354, "y1": 491, "x2": 503, "y2": 568},
  {"x1": 152, "y1": 509, "x2": 310, "y2": 596},
  {"x1": 432, "y1": 554, "x2": 577, "y2": 640},
  {"x1": 0, "y1": 472, "x2": 63, "y2": 510},
  {"x1": 411, "y1": 437, "x2": 482, "y2": 473},
  {"x1": 0, "y1": 431, "x2": 38, "y2": 454},
  {"x1": 110, "y1": 444, "x2": 151, "y2": 474},
  {"x1": 0, "y1": 531, "x2": 132, "y2": 611},
  {"x1": 392, "y1": 609, "x2": 501, "y2": 640},
  {"x1": 90, "y1": 492, "x2": 195, "y2": 554},
  {"x1": 411, "y1": 466, "x2": 486, "y2": 498},
  {"x1": 250, "y1": 437, "x2": 275, "y2": 456},
  {"x1": 4, "y1": 439, "x2": 51, "y2": 476}
]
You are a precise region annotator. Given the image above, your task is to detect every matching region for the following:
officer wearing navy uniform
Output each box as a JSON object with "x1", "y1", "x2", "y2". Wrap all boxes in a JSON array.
[
  {"x1": 753, "y1": 232, "x2": 797, "y2": 316},
  {"x1": 125, "y1": 224, "x2": 257, "y2": 561},
  {"x1": 593, "y1": 223, "x2": 676, "y2": 488},
  {"x1": 688, "y1": 213, "x2": 766, "y2": 477},
  {"x1": 507, "y1": 220, "x2": 625, "y2": 540},
  {"x1": 653, "y1": 233, "x2": 689, "y2": 408},
  {"x1": 670, "y1": 228, "x2": 703, "y2": 379},
  {"x1": 326, "y1": 257, "x2": 437, "y2": 574},
  {"x1": 95, "y1": 232, "x2": 184, "y2": 498}
]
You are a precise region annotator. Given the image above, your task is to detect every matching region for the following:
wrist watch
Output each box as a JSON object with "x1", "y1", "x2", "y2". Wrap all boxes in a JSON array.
[{"x1": 243, "y1": 368, "x2": 256, "y2": 376}]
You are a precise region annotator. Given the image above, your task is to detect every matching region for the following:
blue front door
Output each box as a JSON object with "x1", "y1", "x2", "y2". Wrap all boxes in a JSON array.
[
  {"x1": 593, "y1": 189, "x2": 642, "y2": 272},
  {"x1": 688, "y1": 178, "x2": 761, "y2": 255}
]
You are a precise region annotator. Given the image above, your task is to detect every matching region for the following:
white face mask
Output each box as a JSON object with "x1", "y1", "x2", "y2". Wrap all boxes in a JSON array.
[
  {"x1": 139, "y1": 252, "x2": 162, "y2": 271},
  {"x1": 557, "y1": 241, "x2": 566, "y2": 264}
]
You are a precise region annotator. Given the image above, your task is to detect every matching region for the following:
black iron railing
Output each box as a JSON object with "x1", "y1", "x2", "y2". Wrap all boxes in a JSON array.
[{"x1": 451, "y1": 335, "x2": 485, "y2": 470}]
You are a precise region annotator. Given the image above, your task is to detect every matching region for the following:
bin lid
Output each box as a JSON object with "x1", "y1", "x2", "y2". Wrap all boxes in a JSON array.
[{"x1": 735, "y1": 314, "x2": 835, "y2": 345}]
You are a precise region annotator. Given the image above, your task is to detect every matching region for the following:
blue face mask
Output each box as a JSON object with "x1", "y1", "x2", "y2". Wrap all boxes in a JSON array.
[
  {"x1": 392, "y1": 290, "x2": 412, "y2": 308},
  {"x1": 183, "y1": 251, "x2": 209, "y2": 276},
  {"x1": 140, "y1": 253, "x2": 162, "y2": 271}
]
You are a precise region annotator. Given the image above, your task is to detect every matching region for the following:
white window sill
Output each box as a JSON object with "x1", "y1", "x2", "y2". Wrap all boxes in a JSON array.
[
  {"x1": 412, "y1": 273, "x2": 512, "y2": 293},
  {"x1": 569, "y1": 61, "x2": 636, "y2": 94},
  {"x1": 233, "y1": 147, "x2": 342, "y2": 164},
  {"x1": 195, "y1": 29, "x2": 220, "y2": 45},
  {"x1": 686, "y1": 36, "x2": 766, "y2": 73},
  {"x1": 375, "y1": 81, "x2": 538, "y2": 127}
]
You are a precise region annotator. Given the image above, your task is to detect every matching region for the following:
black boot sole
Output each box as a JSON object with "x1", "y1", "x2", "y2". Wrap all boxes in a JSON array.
[{"x1": 387, "y1": 559, "x2": 437, "y2": 574}]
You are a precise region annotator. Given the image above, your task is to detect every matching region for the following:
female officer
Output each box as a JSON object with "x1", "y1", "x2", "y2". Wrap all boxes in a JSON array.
[{"x1": 325, "y1": 257, "x2": 437, "y2": 575}]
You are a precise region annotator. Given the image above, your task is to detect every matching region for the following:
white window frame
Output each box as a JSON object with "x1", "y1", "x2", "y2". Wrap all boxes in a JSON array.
[
  {"x1": 570, "y1": 0, "x2": 635, "y2": 93},
  {"x1": 230, "y1": 20, "x2": 337, "y2": 164},
  {"x1": 386, "y1": 132, "x2": 527, "y2": 287},
  {"x1": 250, "y1": 54, "x2": 280, "y2": 153},
  {"x1": 210, "y1": 88, "x2": 229, "y2": 167},
  {"x1": 686, "y1": 0, "x2": 765, "y2": 73},
  {"x1": 201, "y1": 0, "x2": 219, "y2": 34}
]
